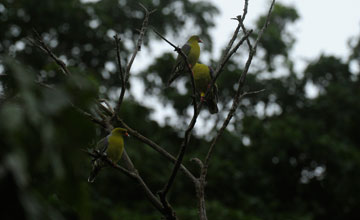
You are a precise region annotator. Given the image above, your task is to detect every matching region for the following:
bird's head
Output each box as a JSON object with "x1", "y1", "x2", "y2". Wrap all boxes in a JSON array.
[
  {"x1": 188, "y1": 35, "x2": 202, "y2": 43},
  {"x1": 112, "y1": 127, "x2": 130, "y2": 137}
]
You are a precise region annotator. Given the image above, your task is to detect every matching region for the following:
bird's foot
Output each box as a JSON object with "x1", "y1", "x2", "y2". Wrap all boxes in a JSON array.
[{"x1": 100, "y1": 152, "x2": 108, "y2": 160}]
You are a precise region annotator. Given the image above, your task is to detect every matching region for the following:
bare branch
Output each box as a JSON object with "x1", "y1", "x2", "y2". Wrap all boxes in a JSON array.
[
  {"x1": 84, "y1": 148, "x2": 165, "y2": 213},
  {"x1": 243, "y1": 89, "x2": 266, "y2": 96},
  {"x1": 73, "y1": 105, "x2": 110, "y2": 130},
  {"x1": 121, "y1": 150, "x2": 165, "y2": 213},
  {"x1": 253, "y1": 0, "x2": 276, "y2": 49},
  {"x1": 204, "y1": 0, "x2": 276, "y2": 171},
  {"x1": 222, "y1": 19, "x2": 242, "y2": 62},
  {"x1": 238, "y1": 17, "x2": 253, "y2": 49},
  {"x1": 223, "y1": 0, "x2": 249, "y2": 68},
  {"x1": 114, "y1": 35, "x2": 125, "y2": 84},
  {"x1": 158, "y1": 100, "x2": 205, "y2": 217},
  {"x1": 242, "y1": 0, "x2": 249, "y2": 21},
  {"x1": 214, "y1": 29, "x2": 253, "y2": 82},
  {"x1": 113, "y1": 35, "x2": 125, "y2": 111},
  {"x1": 190, "y1": 158, "x2": 204, "y2": 171},
  {"x1": 29, "y1": 29, "x2": 71, "y2": 76},
  {"x1": 83, "y1": 149, "x2": 136, "y2": 178},
  {"x1": 117, "y1": 117, "x2": 197, "y2": 183},
  {"x1": 114, "y1": 4, "x2": 154, "y2": 116},
  {"x1": 195, "y1": 178, "x2": 207, "y2": 220}
]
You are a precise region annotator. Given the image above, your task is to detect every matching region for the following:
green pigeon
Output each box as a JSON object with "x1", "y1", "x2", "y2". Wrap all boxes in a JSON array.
[
  {"x1": 192, "y1": 63, "x2": 219, "y2": 114},
  {"x1": 88, "y1": 127, "x2": 129, "y2": 183},
  {"x1": 167, "y1": 35, "x2": 202, "y2": 87}
]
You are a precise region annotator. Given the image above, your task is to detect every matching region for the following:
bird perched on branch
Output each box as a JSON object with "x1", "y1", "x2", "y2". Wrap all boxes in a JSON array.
[
  {"x1": 88, "y1": 127, "x2": 129, "y2": 183},
  {"x1": 167, "y1": 35, "x2": 202, "y2": 87},
  {"x1": 192, "y1": 63, "x2": 219, "y2": 114}
]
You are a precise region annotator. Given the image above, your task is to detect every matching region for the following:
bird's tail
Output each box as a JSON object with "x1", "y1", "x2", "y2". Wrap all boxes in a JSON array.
[
  {"x1": 88, "y1": 160, "x2": 103, "y2": 183},
  {"x1": 167, "y1": 61, "x2": 189, "y2": 87},
  {"x1": 207, "y1": 99, "x2": 219, "y2": 114},
  {"x1": 206, "y1": 84, "x2": 219, "y2": 114},
  {"x1": 166, "y1": 71, "x2": 182, "y2": 87}
]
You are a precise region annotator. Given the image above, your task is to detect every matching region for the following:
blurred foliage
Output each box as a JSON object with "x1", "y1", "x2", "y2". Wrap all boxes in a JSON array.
[{"x1": 1, "y1": 0, "x2": 360, "y2": 220}]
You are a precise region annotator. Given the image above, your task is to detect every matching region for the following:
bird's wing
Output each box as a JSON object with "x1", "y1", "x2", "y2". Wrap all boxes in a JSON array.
[
  {"x1": 181, "y1": 43, "x2": 192, "y2": 57},
  {"x1": 167, "y1": 43, "x2": 192, "y2": 87},
  {"x1": 88, "y1": 135, "x2": 109, "y2": 183},
  {"x1": 173, "y1": 43, "x2": 192, "y2": 71},
  {"x1": 97, "y1": 135, "x2": 109, "y2": 154}
]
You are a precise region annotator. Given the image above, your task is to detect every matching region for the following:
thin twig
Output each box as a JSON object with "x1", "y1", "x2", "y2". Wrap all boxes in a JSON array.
[
  {"x1": 84, "y1": 148, "x2": 165, "y2": 213},
  {"x1": 83, "y1": 149, "x2": 136, "y2": 178},
  {"x1": 122, "y1": 150, "x2": 166, "y2": 213},
  {"x1": 222, "y1": 20, "x2": 242, "y2": 62},
  {"x1": 213, "y1": 29, "x2": 253, "y2": 83},
  {"x1": 73, "y1": 105, "x2": 110, "y2": 130},
  {"x1": 113, "y1": 34, "x2": 125, "y2": 113},
  {"x1": 201, "y1": 16, "x2": 253, "y2": 116},
  {"x1": 242, "y1": 0, "x2": 249, "y2": 21},
  {"x1": 243, "y1": 89, "x2": 266, "y2": 96},
  {"x1": 232, "y1": 15, "x2": 253, "y2": 49},
  {"x1": 114, "y1": 35, "x2": 125, "y2": 85},
  {"x1": 114, "y1": 4, "x2": 155, "y2": 116},
  {"x1": 117, "y1": 117, "x2": 197, "y2": 183},
  {"x1": 29, "y1": 29, "x2": 71, "y2": 76}
]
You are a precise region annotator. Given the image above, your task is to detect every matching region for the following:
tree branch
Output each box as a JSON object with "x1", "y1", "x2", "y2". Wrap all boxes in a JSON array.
[
  {"x1": 113, "y1": 4, "x2": 155, "y2": 116},
  {"x1": 84, "y1": 148, "x2": 165, "y2": 214},
  {"x1": 204, "y1": 0, "x2": 275, "y2": 169},
  {"x1": 117, "y1": 117, "x2": 197, "y2": 183},
  {"x1": 29, "y1": 29, "x2": 71, "y2": 76},
  {"x1": 194, "y1": 2, "x2": 276, "y2": 219},
  {"x1": 113, "y1": 34, "x2": 126, "y2": 113}
]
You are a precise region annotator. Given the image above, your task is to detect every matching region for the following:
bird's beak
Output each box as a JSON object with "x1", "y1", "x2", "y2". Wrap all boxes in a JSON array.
[
  {"x1": 125, "y1": 132, "x2": 130, "y2": 137},
  {"x1": 198, "y1": 39, "x2": 203, "y2": 43}
]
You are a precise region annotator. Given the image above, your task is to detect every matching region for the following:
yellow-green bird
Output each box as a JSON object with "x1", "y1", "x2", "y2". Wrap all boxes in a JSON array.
[
  {"x1": 192, "y1": 63, "x2": 219, "y2": 114},
  {"x1": 167, "y1": 35, "x2": 202, "y2": 87},
  {"x1": 88, "y1": 127, "x2": 129, "y2": 183}
]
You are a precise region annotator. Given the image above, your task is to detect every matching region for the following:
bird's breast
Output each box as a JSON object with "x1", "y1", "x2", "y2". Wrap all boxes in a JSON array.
[{"x1": 107, "y1": 135, "x2": 124, "y2": 163}]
